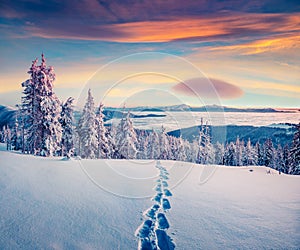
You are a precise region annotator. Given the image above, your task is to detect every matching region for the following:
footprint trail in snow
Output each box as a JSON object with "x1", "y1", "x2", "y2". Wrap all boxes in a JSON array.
[{"x1": 135, "y1": 161, "x2": 175, "y2": 250}]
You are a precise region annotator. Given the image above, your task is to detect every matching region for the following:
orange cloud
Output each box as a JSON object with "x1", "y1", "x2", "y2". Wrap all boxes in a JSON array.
[
  {"x1": 23, "y1": 13, "x2": 300, "y2": 43},
  {"x1": 210, "y1": 35, "x2": 300, "y2": 55},
  {"x1": 137, "y1": 13, "x2": 299, "y2": 44},
  {"x1": 110, "y1": 19, "x2": 228, "y2": 42}
]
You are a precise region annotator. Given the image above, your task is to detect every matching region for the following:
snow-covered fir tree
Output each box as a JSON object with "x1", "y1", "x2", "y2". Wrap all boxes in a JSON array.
[
  {"x1": 21, "y1": 58, "x2": 38, "y2": 154},
  {"x1": 3, "y1": 126, "x2": 12, "y2": 150},
  {"x1": 21, "y1": 54, "x2": 62, "y2": 156},
  {"x1": 60, "y1": 97, "x2": 75, "y2": 158},
  {"x1": 263, "y1": 138, "x2": 275, "y2": 168},
  {"x1": 115, "y1": 111, "x2": 138, "y2": 159},
  {"x1": 37, "y1": 54, "x2": 62, "y2": 156},
  {"x1": 196, "y1": 120, "x2": 206, "y2": 164},
  {"x1": 137, "y1": 130, "x2": 148, "y2": 159},
  {"x1": 168, "y1": 135, "x2": 178, "y2": 161},
  {"x1": 15, "y1": 104, "x2": 25, "y2": 152},
  {"x1": 159, "y1": 126, "x2": 171, "y2": 160},
  {"x1": 282, "y1": 145, "x2": 290, "y2": 174},
  {"x1": 275, "y1": 144, "x2": 284, "y2": 173},
  {"x1": 11, "y1": 109, "x2": 21, "y2": 151},
  {"x1": 145, "y1": 130, "x2": 160, "y2": 160},
  {"x1": 77, "y1": 89, "x2": 98, "y2": 159},
  {"x1": 243, "y1": 139, "x2": 257, "y2": 166},
  {"x1": 175, "y1": 136, "x2": 187, "y2": 162},
  {"x1": 214, "y1": 142, "x2": 225, "y2": 165},
  {"x1": 256, "y1": 142, "x2": 264, "y2": 166},
  {"x1": 0, "y1": 127, "x2": 4, "y2": 143},
  {"x1": 203, "y1": 125, "x2": 215, "y2": 164},
  {"x1": 107, "y1": 126, "x2": 118, "y2": 159},
  {"x1": 235, "y1": 137, "x2": 243, "y2": 166},
  {"x1": 224, "y1": 142, "x2": 236, "y2": 166},
  {"x1": 96, "y1": 103, "x2": 110, "y2": 159},
  {"x1": 288, "y1": 123, "x2": 300, "y2": 175},
  {"x1": 185, "y1": 140, "x2": 193, "y2": 162}
]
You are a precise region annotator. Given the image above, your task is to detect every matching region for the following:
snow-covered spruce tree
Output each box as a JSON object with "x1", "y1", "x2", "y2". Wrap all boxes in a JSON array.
[
  {"x1": 15, "y1": 104, "x2": 25, "y2": 152},
  {"x1": 96, "y1": 102, "x2": 110, "y2": 159},
  {"x1": 263, "y1": 138, "x2": 275, "y2": 168},
  {"x1": 21, "y1": 54, "x2": 62, "y2": 156},
  {"x1": 175, "y1": 136, "x2": 187, "y2": 162},
  {"x1": 146, "y1": 130, "x2": 160, "y2": 160},
  {"x1": 115, "y1": 111, "x2": 138, "y2": 159},
  {"x1": 21, "y1": 58, "x2": 38, "y2": 154},
  {"x1": 0, "y1": 127, "x2": 4, "y2": 143},
  {"x1": 11, "y1": 109, "x2": 21, "y2": 151},
  {"x1": 137, "y1": 130, "x2": 148, "y2": 159},
  {"x1": 77, "y1": 89, "x2": 98, "y2": 159},
  {"x1": 256, "y1": 142, "x2": 264, "y2": 166},
  {"x1": 214, "y1": 142, "x2": 225, "y2": 165},
  {"x1": 276, "y1": 144, "x2": 284, "y2": 173},
  {"x1": 37, "y1": 54, "x2": 62, "y2": 156},
  {"x1": 60, "y1": 97, "x2": 75, "y2": 158},
  {"x1": 195, "y1": 120, "x2": 206, "y2": 164},
  {"x1": 288, "y1": 123, "x2": 300, "y2": 175},
  {"x1": 107, "y1": 126, "x2": 118, "y2": 159},
  {"x1": 168, "y1": 135, "x2": 178, "y2": 161},
  {"x1": 203, "y1": 125, "x2": 215, "y2": 164},
  {"x1": 159, "y1": 125, "x2": 171, "y2": 160},
  {"x1": 243, "y1": 138, "x2": 257, "y2": 166},
  {"x1": 282, "y1": 145, "x2": 290, "y2": 174},
  {"x1": 4, "y1": 126, "x2": 12, "y2": 150},
  {"x1": 224, "y1": 142, "x2": 237, "y2": 166},
  {"x1": 235, "y1": 137, "x2": 244, "y2": 166},
  {"x1": 194, "y1": 120, "x2": 215, "y2": 164},
  {"x1": 185, "y1": 139, "x2": 194, "y2": 163}
]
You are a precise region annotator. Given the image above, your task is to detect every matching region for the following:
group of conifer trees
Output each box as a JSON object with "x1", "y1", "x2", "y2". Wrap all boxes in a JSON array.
[{"x1": 1, "y1": 55, "x2": 299, "y2": 174}]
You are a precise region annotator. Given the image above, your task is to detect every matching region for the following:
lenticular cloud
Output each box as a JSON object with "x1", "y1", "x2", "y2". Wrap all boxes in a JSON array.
[{"x1": 172, "y1": 77, "x2": 244, "y2": 99}]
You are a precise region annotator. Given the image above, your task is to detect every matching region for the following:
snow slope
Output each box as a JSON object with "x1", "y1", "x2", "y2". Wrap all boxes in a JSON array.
[{"x1": 0, "y1": 149, "x2": 299, "y2": 249}]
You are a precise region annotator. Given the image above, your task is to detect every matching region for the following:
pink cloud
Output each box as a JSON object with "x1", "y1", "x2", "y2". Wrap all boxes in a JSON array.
[{"x1": 172, "y1": 78, "x2": 244, "y2": 99}]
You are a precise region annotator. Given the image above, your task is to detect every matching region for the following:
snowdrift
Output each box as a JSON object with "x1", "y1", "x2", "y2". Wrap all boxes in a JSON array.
[{"x1": 0, "y1": 150, "x2": 299, "y2": 249}]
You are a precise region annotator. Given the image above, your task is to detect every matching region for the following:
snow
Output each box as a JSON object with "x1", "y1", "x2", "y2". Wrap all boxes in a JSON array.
[{"x1": 0, "y1": 148, "x2": 299, "y2": 249}]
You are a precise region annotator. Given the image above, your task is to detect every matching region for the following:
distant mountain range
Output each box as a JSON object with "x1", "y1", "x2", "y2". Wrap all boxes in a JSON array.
[
  {"x1": 0, "y1": 105, "x2": 166, "y2": 128},
  {"x1": 0, "y1": 105, "x2": 15, "y2": 128},
  {"x1": 0, "y1": 104, "x2": 298, "y2": 129},
  {"x1": 109, "y1": 104, "x2": 298, "y2": 113}
]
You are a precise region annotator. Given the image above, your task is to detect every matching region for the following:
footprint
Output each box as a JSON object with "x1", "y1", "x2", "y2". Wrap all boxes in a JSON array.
[
  {"x1": 162, "y1": 198, "x2": 171, "y2": 210},
  {"x1": 135, "y1": 220, "x2": 153, "y2": 238},
  {"x1": 152, "y1": 193, "x2": 162, "y2": 203},
  {"x1": 157, "y1": 213, "x2": 169, "y2": 230},
  {"x1": 138, "y1": 238, "x2": 153, "y2": 250},
  {"x1": 164, "y1": 189, "x2": 172, "y2": 197},
  {"x1": 154, "y1": 184, "x2": 162, "y2": 192},
  {"x1": 144, "y1": 204, "x2": 160, "y2": 219},
  {"x1": 160, "y1": 174, "x2": 169, "y2": 180},
  {"x1": 155, "y1": 229, "x2": 175, "y2": 250},
  {"x1": 162, "y1": 180, "x2": 168, "y2": 187}
]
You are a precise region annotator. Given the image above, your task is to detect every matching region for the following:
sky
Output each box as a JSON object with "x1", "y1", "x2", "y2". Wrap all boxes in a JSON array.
[{"x1": 0, "y1": 0, "x2": 299, "y2": 108}]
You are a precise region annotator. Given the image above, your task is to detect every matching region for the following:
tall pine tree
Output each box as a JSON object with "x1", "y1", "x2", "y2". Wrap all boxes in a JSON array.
[
  {"x1": 21, "y1": 54, "x2": 62, "y2": 156},
  {"x1": 115, "y1": 111, "x2": 138, "y2": 159},
  {"x1": 289, "y1": 123, "x2": 300, "y2": 175},
  {"x1": 77, "y1": 89, "x2": 98, "y2": 159},
  {"x1": 96, "y1": 103, "x2": 110, "y2": 159},
  {"x1": 60, "y1": 97, "x2": 75, "y2": 158},
  {"x1": 263, "y1": 138, "x2": 275, "y2": 168}
]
